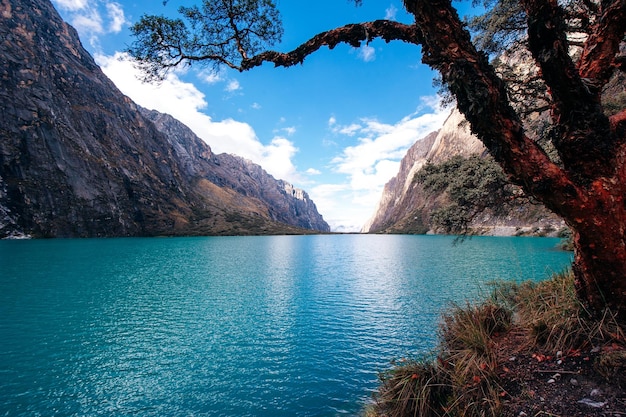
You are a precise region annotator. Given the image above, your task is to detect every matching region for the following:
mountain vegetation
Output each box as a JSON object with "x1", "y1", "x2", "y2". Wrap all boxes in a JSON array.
[
  {"x1": 0, "y1": 0, "x2": 329, "y2": 238},
  {"x1": 128, "y1": 0, "x2": 626, "y2": 320},
  {"x1": 416, "y1": 155, "x2": 519, "y2": 235},
  {"x1": 363, "y1": 109, "x2": 565, "y2": 236}
]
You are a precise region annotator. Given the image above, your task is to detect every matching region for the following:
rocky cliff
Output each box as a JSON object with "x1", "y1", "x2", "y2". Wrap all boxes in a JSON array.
[
  {"x1": 0, "y1": 0, "x2": 329, "y2": 238},
  {"x1": 363, "y1": 109, "x2": 565, "y2": 235},
  {"x1": 141, "y1": 109, "x2": 329, "y2": 232}
]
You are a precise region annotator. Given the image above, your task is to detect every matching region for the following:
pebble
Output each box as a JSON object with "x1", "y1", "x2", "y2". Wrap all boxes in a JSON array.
[
  {"x1": 590, "y1": 388, "x2": 602, "y2": 397},
  {"x1": 547, "y1": 378, "x2": 556, "y2": 384},
  {"x1": 578, "y1": 398, "x2": 606, "y2": 408},
  {"x1": 518, "y1": 412, "x2": 527, "y2": 417},
  {"x1": 570, "y1": 378, "x2": 579, "y2": 386}
]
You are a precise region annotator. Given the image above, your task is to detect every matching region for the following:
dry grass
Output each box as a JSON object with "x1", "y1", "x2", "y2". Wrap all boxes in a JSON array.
[
  {"x1": 493, "y1": 270, "x2": 625, "y2": 352},
  {"x1": 365, "y1": 270, "x2": 625, "y2": 417},
  {"x1": 367, "y1": 302, "x2": 511, "y2": 417},
  {"x1": 366, "y1": 358, "x2": 450, "y2": 417}
]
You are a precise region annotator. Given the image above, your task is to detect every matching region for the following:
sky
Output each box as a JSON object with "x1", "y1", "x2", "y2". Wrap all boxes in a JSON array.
[{"x1": 49, "y1": 0, "x2": 472, "y2": 232}]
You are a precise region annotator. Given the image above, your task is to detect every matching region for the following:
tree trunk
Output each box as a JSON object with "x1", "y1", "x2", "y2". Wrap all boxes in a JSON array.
[
  {"x1": 567, "y1": 174, "x2": 626, "y2": 320},
  {"x1": 210, "y1": 0, "x2": 626, "y2": 321}
]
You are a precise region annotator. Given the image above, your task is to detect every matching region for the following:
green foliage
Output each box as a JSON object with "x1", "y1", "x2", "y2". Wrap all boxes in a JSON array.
[
  {"x1": 127, "y1": 0, "x2": 283, "y2": 80},
  {"x1": 368, "y1": 358, "x2": 450, "y2": 417},
  {"x1": 466, "y1": 0, "x2": 526, "y2": 54},
  {"x1": 414, "y1": 155, "x2": 516, "y2": 234}
]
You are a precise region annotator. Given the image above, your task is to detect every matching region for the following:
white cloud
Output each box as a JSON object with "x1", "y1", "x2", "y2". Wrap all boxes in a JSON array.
[
  {"x1": 95, "y1": 52, "x2": 302, "y2": 183},
  {"x1": 308, "y1": 183, "x2": 360, "y2": 232},
  {"x1": 251, "y1": 102, "x2": 262, "y2": 110},
  {"x1": 54, "y1": 0, "x2": 88, "y2": 11},
  {"x1": 261, "y1": 137, "x2": 299, "y2": 181},
  {"x1": 52, "y1": 0, "x2": 126, "y2": 40},
  {"x1": 385, "y1": 4, "x2": 398, "y2": 20},
  {"x1": 72, "y1": 10, "x2": 103, "y2": 34},
  {"x1": 281, "y1": 126, "x2": 296, "y2": 136},
  {"x1": 313, "y1": 98, "x2": 451, "y2": 232},
  {"x1": 225, "y1": 79, "x2": 241, "y2": 92},
  {"x1": 358, "y1": 45, "x2": 376, "y2": 62},
  {"x1": 199, "y1": 68, "x2": 224, "y2": 84},
  {"x1": 328, "y1": 122, "x2": 363, "y2": 136},
  {"x1": 306, "y1": 168, "x2": 322, "y2": 175},
  {"x1": 106, "y1": 2, "x2": 126, "y2": 33}
]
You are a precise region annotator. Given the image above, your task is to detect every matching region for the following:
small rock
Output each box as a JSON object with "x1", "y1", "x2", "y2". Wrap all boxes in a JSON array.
[
  {"x1": 547, "y1": 378, "x2": 556, "y2": 384},
  {"x1": 578, "y1": 398, "x2": 606, "y2": 408},
  {"x1": 590, "y1": 388, "x2": 602, "y2": 397},
  {"x1": 570, "y1": 378, "x2": 579, "y2": 386},
  {"x1": 509, "y1": 356, "x2": 517, "y2": 362},
  {"x1": 556, "y1": 350, "x2": 563, "y2": 358},
  {"x1": 557, "y1": 359, "x2": 562, "y2": 365},
  {"x1": 518, "y1": 412, "x2": 527, "y2": 417},
  {"x1": 552, "y1": 373, "x2": 561, "y2": 380}
]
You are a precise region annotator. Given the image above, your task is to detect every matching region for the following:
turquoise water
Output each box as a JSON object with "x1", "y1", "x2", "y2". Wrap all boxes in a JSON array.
[{"x1": 0, "y1": 235, "x2": 571, "y2": 416}]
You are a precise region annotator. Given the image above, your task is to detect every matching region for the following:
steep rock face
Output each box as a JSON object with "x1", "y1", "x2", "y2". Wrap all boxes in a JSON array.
[
  {"x1": 361, "y1": 130, "x2": 438, "y2": 233},
  {"x1": 364, "y1": 109, "x2": 564, "y2": 235},
  {"x1": 0, "y1": 0, "x2": 329, "y2": 237},
  {"x1": 142, "y1": 109, "x2": 329, "y2": 232}
]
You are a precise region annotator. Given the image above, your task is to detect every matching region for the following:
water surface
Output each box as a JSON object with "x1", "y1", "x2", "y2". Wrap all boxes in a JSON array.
[{"x1": 0, "y1": 235, "x2": 572, "y2": 416}]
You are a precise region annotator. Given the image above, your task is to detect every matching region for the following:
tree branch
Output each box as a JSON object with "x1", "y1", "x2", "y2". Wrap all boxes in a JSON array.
[
  {"x1": 240, "y1": 20, "x2": 420, "y2": 70},
  {"x1": 610, "y1": 109, "x2": 626, "y2": 136},
  {"x1": 401, "y1": 0, "x2": 584, "y2": 216},
  {"x1": 577, "y1": 0, "x2": 626, "y2": 86},
  {"x1": 522, "y1": 0, "x2": 599, "y2": 111},
  {"x1": 521, "y1": 0, "x2": 617, "y2": 179}
]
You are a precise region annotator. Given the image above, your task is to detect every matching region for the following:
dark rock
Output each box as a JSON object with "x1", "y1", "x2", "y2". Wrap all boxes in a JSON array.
[{"x1": 0, "y1": 0, "x2": 329, "y2": 237}]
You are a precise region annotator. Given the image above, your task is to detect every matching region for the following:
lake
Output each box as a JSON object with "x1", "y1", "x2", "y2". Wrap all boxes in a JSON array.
[{"x1": 0, "y1": 234, "x2": 572, "y2": 416}]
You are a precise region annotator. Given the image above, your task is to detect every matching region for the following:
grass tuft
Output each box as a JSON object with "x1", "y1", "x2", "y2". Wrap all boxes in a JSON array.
[
  {"x1": 368, "y1": 302, "x2": 511, "y2": 417},
  {"x1": 365, "y1": 270, "x2": 625, "y2": 417},
  {"x1": 495, "y1": 270, "x2": 625, "y2": 352}
]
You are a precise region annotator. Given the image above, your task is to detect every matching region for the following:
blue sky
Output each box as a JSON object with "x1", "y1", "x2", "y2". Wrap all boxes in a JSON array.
[{"x1": 50, "y1": 0, "x2": 471, "y2": 232}]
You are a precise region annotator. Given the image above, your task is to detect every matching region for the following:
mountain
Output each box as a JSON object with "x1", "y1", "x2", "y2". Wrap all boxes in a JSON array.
[
  {"x1": 141, "y1": 109, "x2": 329, "y2": 232},
  {"x1": 363, "y1": 109, "x2": 565, "y2": 236},
  {"x1": 0, "y1": 0, "x2": 329, "y2": 238}
]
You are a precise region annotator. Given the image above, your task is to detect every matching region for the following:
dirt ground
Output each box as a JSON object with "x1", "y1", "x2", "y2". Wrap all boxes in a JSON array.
[{"x1": 495, "y1": 329, "x2": 626, "y2": 417}]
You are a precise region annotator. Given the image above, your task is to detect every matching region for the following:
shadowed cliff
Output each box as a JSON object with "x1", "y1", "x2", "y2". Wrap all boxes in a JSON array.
[{"x1": 0, "y1": 0, "x2": 329, "y2": 237}]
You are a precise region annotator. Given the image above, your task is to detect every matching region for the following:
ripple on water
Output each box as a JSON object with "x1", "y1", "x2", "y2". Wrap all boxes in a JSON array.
[{"x1": 0, "y1": 235, "x2": 572, "y2": 416}]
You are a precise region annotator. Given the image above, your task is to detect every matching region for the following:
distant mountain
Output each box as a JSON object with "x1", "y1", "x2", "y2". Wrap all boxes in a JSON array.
[
  {"x1": 141, "y1": 109, "x2": 329, "y2": 233},
  {"x1": 363, "y1": 109, "x2": 565, "y2": 236},
  {"x1": 0, "y1": 0, "x2": 329, "y2": 238}
]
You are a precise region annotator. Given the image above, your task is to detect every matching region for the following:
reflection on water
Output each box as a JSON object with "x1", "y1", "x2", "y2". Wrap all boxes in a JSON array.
[{"x1": 0, "y1": 235, "x2": 571, "y2": 416}]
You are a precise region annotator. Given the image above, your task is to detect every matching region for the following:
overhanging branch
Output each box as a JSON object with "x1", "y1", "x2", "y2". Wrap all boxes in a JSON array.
[{"x1": 240, "y1": 20, "x2": 420, "y2": 70}]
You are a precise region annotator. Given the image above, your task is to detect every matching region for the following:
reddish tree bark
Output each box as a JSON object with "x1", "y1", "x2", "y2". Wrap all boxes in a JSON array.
[
  {"x1": 131, "y1": 0, "x2": 626, "y2": 319},
  {"x1": 239, "y1": 0, "x2": 626, "y2": 319}
]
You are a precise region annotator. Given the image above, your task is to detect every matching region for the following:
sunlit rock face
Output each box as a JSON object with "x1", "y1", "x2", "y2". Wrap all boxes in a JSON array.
[
  {"x1": 141, "y1": 109, "x2": 330, "y2": 233},
  {"x1": 364, "y1": 109, "x2": 564, "y2": 236},
  {"x1": 0, "y1": 0, "x2": 329, "y2": 237}
]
